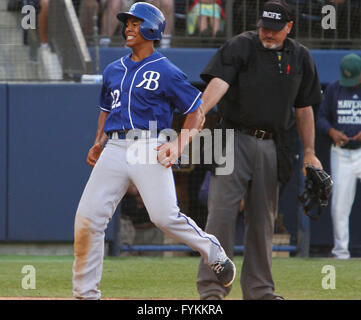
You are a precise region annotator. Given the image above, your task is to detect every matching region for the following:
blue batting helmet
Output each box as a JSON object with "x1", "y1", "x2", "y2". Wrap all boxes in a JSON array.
[{"x1": 117, "y1": 2, "x2": 166, "y2": 41}]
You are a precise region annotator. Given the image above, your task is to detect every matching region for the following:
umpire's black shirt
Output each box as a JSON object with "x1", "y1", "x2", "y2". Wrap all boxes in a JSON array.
[{"x1": 201, "y1": 30, "x2": 322, "y2": 132}]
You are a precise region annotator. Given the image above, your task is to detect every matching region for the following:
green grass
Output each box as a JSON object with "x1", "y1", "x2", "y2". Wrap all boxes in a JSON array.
[{"x1": 0, "y1": 255, "x2": 360, "y2": 299}]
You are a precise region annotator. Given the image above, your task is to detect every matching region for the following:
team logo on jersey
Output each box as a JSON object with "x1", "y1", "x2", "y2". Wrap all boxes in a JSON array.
[{"x1": 136, "y1": 71, "x2": 160, "y2": 91}]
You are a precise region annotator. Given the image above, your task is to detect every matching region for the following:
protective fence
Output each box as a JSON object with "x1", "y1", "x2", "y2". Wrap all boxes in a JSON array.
[
  {"x1": 90, "y1": 0, "x2": 361, "y2": 49},
  {"x1": 2, "y1": 0, "x2": 361, "y2": 81}
]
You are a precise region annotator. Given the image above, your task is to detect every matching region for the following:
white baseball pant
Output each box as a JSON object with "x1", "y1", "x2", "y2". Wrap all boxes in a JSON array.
[
  {"x1": 72, "y1": 133, "x2": 223, "y2": 299},
  {"x1": 330, "y1": 145, "x2": 361, "y2": 259}
]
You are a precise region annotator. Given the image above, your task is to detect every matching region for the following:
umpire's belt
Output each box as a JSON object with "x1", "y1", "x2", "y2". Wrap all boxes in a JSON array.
[
  {"x1": 238, "y1": 127, "x2": 273, "y2": 140},
  {"x1": 107, "y1": 130, "x2": 159, "y2": 140}
]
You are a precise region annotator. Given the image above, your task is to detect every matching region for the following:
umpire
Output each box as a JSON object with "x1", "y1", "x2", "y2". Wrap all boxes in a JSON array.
[{"x1": 196, "y1": 0, "x2": 323, "y2": 300}]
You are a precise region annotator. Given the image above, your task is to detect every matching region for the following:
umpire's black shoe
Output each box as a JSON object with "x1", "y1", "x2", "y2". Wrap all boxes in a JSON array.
[{"x1": 210, "y1": 252, "x2": 236, "y2": 287}]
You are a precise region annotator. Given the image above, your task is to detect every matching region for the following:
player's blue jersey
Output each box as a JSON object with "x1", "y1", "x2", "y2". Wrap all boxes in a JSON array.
[
  {"x1": 317, "y1": 80, "x2": 361, "y2": 138},
  {"x1": 99, "y1": 51, "x2": 202, "y2": 133}
]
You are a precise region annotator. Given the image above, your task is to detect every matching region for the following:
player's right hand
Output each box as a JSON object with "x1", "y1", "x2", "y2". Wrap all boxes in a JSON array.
[
  {"x1": 87, "y1": 143, "x2": 102, "y2": 167},
  {"x1": 156, "y1": 140, "x2": 181, "y2": 168}
]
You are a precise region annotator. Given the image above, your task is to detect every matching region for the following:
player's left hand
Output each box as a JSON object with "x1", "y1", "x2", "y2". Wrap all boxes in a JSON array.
[
  {"x1": 303, "y1": 151, "x2": 322, "y2": 176},
  {"x1": 155, "y1": 140, "x2": 181, "y2": 168}
]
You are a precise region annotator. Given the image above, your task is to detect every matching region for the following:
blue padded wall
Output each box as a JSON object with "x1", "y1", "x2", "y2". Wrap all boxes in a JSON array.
[
  {"x1": 5, "y1": 83, "x2": 115, "y2": 241},
  {"x1": 0, "y1": 85, "x2": 7, "y2": 240}
]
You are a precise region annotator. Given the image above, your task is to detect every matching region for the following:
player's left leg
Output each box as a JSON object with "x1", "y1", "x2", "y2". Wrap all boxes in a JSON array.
[
  {"x1": 130, "y1": 160, "x2": 221, "y2": 264},
  {"x1": 128, "y1": 138, "x2": 235, "y2": 286}
]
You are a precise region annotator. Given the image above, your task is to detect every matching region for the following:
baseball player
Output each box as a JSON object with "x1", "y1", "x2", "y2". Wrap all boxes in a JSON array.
[
  {"x1": 72, "y1": 2, "x2": 235, "y2": 300},
  {"x1": 317, "y1": 53, "x2": 361, "y2": 259}
]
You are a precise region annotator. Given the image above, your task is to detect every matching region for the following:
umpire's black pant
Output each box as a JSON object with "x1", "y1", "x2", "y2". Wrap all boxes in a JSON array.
[{"x1": 197, "y1": 130, "x2": 279, "y2": 300}]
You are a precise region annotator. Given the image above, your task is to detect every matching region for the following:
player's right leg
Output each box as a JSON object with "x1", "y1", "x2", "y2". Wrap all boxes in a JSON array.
[{"x1": 72, "y1": 140, "x2": 131, "y2": 300}]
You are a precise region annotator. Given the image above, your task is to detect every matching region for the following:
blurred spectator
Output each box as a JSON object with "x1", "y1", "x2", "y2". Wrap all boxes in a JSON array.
[
  {"x1": 79, "y1": 1, "x2": 173, "y2": 47},
  {"x1": 146, "y1": 0, "x2": 174, "y2": 48},
  {"x1": 99, "y1": 0, "x2": 127, "y2": 46},
  {"x1": 316, "y1": 53, "x2": 361, "y2": 259},
  {"x1": 37, "y1": 0, "x2": 48, "y2": 45},
  {"x1": 79, "y1": 0, "x2": 126, "y2": 46},
  {"x1": 187, "y1": 0, "x2": 225, "y2": 37},
  {"x1": 79, "y1": 0, "x2": 102, "y2": 42},
  {"x1": 37, "y1": 0, "x2": 62, "y2": 79}
]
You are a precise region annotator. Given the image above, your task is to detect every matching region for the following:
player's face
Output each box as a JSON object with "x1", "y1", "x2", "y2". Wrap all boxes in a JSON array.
[
  {"x1": 259, "y1": 22, "x2": 293, "y2": 50},
  {"x1": 124, "y1": 16, "x2": 147, "y2": 48}
]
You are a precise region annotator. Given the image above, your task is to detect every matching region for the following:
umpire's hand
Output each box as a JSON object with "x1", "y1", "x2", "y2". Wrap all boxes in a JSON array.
[
  {"x1": 303, "y1": 151, "x2": 322, "y2": 176},
  {"x1": 87, "y1": 143, "x2": 102, "y2": 167}
]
